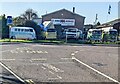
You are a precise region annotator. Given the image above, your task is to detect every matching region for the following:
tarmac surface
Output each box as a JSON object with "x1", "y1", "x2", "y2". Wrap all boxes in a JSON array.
[{"x1": 0, "y1": 43, "x2": 119, "y2": 84}]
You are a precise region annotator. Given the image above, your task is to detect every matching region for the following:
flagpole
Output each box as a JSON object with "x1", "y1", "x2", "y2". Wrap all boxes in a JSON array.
[{"x1": 106, "y1": 14, "x2": 108, "y2": 23}]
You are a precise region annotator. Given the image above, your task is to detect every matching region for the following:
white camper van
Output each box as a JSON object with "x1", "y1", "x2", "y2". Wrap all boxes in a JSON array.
[{"x1": 10, "y1": 27, "x2": 36, "y2": 40}]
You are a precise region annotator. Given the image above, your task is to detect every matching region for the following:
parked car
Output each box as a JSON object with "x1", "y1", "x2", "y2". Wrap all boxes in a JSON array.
[{"x1": 65, "y1": 28, "x2": 81, "y2": 40}]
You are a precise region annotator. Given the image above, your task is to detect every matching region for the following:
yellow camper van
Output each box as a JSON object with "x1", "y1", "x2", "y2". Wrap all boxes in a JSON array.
[{"x1": 46, "y1": 28, "x2": 57, "y2": 39}]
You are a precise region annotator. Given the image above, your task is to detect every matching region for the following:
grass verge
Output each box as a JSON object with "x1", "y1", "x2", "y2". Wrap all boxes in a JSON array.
[{"x1": 0, "y1": 39, "x2": 119, "y2": 45}]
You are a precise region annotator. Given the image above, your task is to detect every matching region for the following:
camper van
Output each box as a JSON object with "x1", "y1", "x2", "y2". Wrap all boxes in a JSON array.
[
  {"x1": 46, "y1": 28, "x2": 57, "y2": 39},
  {"x1": 102, "y1": 27, "x2": 118, "y2": 42},
  {"x1": 87, "y1": 29, "x2": 102, "y2": 42},
  {"x1": 10, "y1": 27, "x2": 36, "y2": 40}
]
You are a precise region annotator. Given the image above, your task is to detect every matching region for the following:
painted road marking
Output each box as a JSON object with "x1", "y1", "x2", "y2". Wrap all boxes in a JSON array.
[
  {"x1": 48, "y1": 77, "x2": 59, "y2": 80},
  {"x1": 36, "y1": 50, "x2": 43, "y2": 53},
  {"x1": 1, "y1": 50, "x2": 10, "y2": 52},
  {"x1": 49, "y1": 71, "x2": 55, "y2": 75},
  {"x1": 0, "y1": 62, "x2": 25, "y2": 83},
  {"x1": 44, "y1": 51, "x2": 48, "y2": 53},
  {"x1": 43, "y1": 63, "x2": 64, "y2": 72},
  {"x1": 74, "y1": 51, "x2": 79, "y2": 53},
  {"x1": 0, "y1": 59, "x2": 15, "y2": 61},
  {"x1": 61, "y1": 58, "x2": 72, "y2": 60},
  {"x1": 26, "y1": 50, "x2": 48, "y2": 54},
  {"x1": 71, "y1": 53, "x2": 75, "y2": 56},
  {"x1": 72, "y1": 56, "x2": 120, "y2": 84},
  {"x1": 31, "y1": 58, "x2": 47, "y2": 61},
  {"x1": 41, "y1": 66, "x2": 46, "y2": 70},
  {"x1": 48, "y1": 75, "x2": 62, "y2": 80},
  {"x1": 56, "y1": 75, "x2": 62, "y2": 79},
  {"x1": 25, "y1": 79, "x2": 35, "y2": 84},
  {"x1": 58, "y1": 62, "x2": 73, "y2": 64},
  {"x1": 10, "y1": 50, "x2": 18, "y2": 53},
  {"x1": 1, "y1": 47, "x2": 29, "y2": 53}
]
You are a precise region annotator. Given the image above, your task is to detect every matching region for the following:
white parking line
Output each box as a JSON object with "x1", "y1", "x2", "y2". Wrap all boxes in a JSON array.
[
  {"x1": 72, "y1": 56, "x2": 120, "y2": 84},
  {"x1": 0, "y1": 59, "x2": 15, "y2": 61},
  {"x1": 61, "y1": 58, "x2": 72, "y2": 60},
  {"x1": 0, "y1": 62, "x2": 25, "y2": 83},
  {"x1": 31, "y1": 58, "x2": 47, "y2": 61}
]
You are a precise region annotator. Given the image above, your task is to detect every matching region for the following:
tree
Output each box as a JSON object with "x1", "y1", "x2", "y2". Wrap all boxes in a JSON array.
[
  {"x1": 2, "y1": 14, "x2": 9, "y2": 39},
  {"x1": 14, "y1": 9, "x2": 38, "y2": 26},
  {"x1": 20, "y1": 9, "x2": 38, "y2": 20},
  {"x1": 97, "y1": 21, "x2": 101, "y2": 26}
]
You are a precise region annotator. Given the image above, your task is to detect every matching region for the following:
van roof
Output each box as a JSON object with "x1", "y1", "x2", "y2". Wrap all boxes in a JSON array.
[
  {"x1": 11, "y1": 27, "x2": 34, "y2": 29},
  {"x1": 89, "y1": 29, "x2": 102, "y2": 31},
  {"x1": 109, "y1": 29, "x2": 117, "y2": 31}
]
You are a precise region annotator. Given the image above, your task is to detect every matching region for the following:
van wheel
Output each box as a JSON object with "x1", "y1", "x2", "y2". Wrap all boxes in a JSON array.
[{"x1": 11, "y1": 36, "x2": 16, "y2": 39}]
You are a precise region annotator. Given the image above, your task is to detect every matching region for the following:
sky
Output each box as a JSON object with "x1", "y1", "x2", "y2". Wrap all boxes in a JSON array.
[{"x1": 0, "y1": 2, "x2": 118, "y2": 25}]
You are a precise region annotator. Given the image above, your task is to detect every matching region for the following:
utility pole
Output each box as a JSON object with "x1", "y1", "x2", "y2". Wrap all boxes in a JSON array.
[
  {"x1": 93, "y1": 14, "x2": 98, "y2": 29},
  {"x1": 94, "y1": 14, "x2": 98, "y2": 25}
]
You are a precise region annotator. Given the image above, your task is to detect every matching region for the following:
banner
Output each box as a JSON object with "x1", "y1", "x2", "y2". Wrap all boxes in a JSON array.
[{"x1": 51, "y1": 19, "x2": 75, "y2": 26}]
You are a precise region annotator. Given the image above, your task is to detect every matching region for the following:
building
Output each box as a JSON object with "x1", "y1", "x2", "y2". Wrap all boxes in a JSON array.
[
  {"x1": 96, "y1": 18, "x2": 120, "y2": 33},
  {"x1": 42, "y1": 8, "x2": 85, "y2": 31}
]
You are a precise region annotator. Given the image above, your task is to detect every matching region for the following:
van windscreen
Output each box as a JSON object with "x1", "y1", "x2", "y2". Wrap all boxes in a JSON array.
[{"x1": 47, "y1": 29, "x2": 56, "y2": 32}]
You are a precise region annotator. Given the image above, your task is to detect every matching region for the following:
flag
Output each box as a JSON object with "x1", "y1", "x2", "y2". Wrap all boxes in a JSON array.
[
  {"x1": 96, "y1": 14, "x2": 98, "y2": 20},
  {"x1": 108, "y1": 5, "x2": 111, "y2": 14}
]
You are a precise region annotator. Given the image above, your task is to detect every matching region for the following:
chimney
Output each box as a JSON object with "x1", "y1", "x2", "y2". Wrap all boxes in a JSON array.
[{"x1": 73, "y1": 7, "x2": 75, "y2": 13}]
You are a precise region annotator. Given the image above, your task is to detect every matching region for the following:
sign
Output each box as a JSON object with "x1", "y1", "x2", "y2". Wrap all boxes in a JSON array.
[
  {"x1": 7, "y1": 16, "x2": 13, "y2": 25},
  {"x1": 51, "y1": 19, "x2": 75, "y2": 26}
]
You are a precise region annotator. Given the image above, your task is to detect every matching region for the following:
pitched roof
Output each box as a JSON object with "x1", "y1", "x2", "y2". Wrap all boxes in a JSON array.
[{"x1": 42, "y1": 9, "x2": 85, "y2": 18}]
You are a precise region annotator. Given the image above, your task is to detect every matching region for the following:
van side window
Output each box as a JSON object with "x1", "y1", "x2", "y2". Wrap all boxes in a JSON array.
[
  {"x1": 25, "y1": 29, "x2": 29, "y2": 32},
  {"x1": 18, "y1": 29, "x2": 20, "y2": 31},
  {"x1": 21, "y1": 29, "x2": 24, "y2": 32},
  {"x1": 30, "y1": 29, "x2": 33, "y2": 32},
  {"x1": 15, "y1": 29, "x2": 17, "y2": 31}
]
